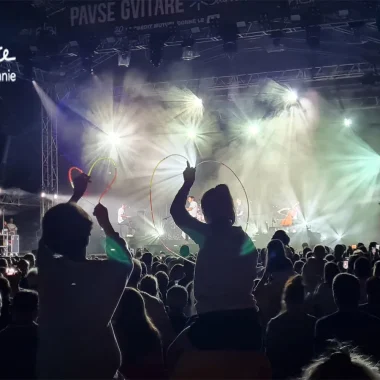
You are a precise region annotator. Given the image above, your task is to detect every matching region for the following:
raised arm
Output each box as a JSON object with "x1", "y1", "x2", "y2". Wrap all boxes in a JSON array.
[
  {"x1": 170, "y1": 162, "x2": 207, "y2": 245},
  {"x1": 68, "y1": 173, "x2": 90, "y2": 203},
  {"x1": 93, "y1": 203, "x2": 133, "y2": 267}
]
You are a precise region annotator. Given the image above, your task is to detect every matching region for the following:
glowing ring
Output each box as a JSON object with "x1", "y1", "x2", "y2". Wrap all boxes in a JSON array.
[
  {"x1": 88, "y1": 157, "x2": 118, "y2": 202},
  {"x1": 149, "y1": 155, "x2": 250, "y2": 258},
  {"x1": 68, "y1": 167, "x2": 84, "y2": 188}
]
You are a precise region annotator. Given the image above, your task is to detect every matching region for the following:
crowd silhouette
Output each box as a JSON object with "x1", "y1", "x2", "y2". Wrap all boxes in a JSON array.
[{"x1": 0, "y1": 166, "x2": 380, "y2": 379}]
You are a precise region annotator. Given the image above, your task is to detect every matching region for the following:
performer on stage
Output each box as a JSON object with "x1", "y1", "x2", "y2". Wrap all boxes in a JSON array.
[
  {"x1": 117, "y1": 204, "x2": 130, "y2": 238},
  {"x1": 6, "y1": 218, "x2": 17, "y2": 235},
  {"x1": 118, "y1": 204, "x2": 127, "y2": 224},
  {"x1": 182, "y1": 196, "x2": 198, "y2": 240}
]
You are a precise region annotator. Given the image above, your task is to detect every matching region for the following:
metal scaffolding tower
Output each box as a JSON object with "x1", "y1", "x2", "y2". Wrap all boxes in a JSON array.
[{"x1": 40, "y1": 86, "x2": 58, "y2": 222}]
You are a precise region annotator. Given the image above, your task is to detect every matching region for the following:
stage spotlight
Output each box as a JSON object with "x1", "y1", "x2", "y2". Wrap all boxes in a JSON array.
[
  {"x1": 187, "y1": 129, "x2": 197, "y2": 140},
  {"x1": 286, "y1": 89, "x2": 298, "y2": 103},
  {"x1": 106, "y1": 132, "x2": 120, "y2": 146},
  {"x1": 53, "y1": 194, "x2": 58, "y2": 200},
  {"x1": 248, "y1": 124, "x2": 259, "y2": 136},
  {"x1": 41, "y1": 192, "x2": 46, "y2": 198},
  {"x1": 336, "y1": 233, "x2": 343, "y2": 240},
  {"x1": 193, "y1": 96, "x2": 203, "y2": 107},
  {"x1": 344, "y1": 118, "x2": 352, "y2": 127}
]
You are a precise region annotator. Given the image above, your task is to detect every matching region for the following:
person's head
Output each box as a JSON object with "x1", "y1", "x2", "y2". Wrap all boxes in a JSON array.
[
  {"x1": 17, "y1": 259, "x2": 29, "y2": 277},
  {"x1": 236, "y1": 198, "x2": 242, "y2": 206},
  {"x1": 0, "y1": 258, "x2": 8, "y2": 268},
  {"x1": 26, "y1": 268, "x2": 38, "y2": 291},
  {"x1": 183, "y1": 259, "x2": 195, "y2": 279},
  {"x1": 140, "y1": 261, "x2": 147, "y2": 276},
  {"x1": 167, "y1": 285, "x2": 188, "y2": 313},
  {"x1": 155, "y1": 271, "x2": 169, "y2": 301},
  {"x1": 121, "y1": 204, "x2": 126, "y2": 210},
  {"x1": 9, "y1": 218, "x2": 13, "y2": 224},
  {"x1": 115, "y1": 287, "x2": 159, "y2": 339},
  {"x1": 282, "y1": 275, "x2": 305, "y2": 312},
  {"x1": 201, "y1": 184, "x2": 235, "y2": 225},
  {"x1": 348, "y1": 254, "x2": 359, "y2": 274},
  {"x1": 156, "y1": 263, "x2": 168, "y2": 274},
  {"x1": 294, "y1": 260, "x2": 305, "y2": 274},
  {"x1": 325, "y1": 254, "x2": 335, "y2": 262},
  {"x1": 169, "y1": 264, "x2": 184, "y2": 283},
  {"x1": 324, "y1": 262, "x2": 340, "y2": 286},
  {"x1": 138, "y1": 275, "x2": 158, "y2": 297},
  {"x1": 333, "y1": 273, "x2": 360, "y2": 310},
  {"x1": 314, "y1": 245, "x2": 327, "y2": 260},
  {"x1": 179, "y1": 245, "x2": 190, "y2": 258},
  {"x1": 141, "y1": 252, "x2": 153, "y2": 272},
  {"x1": 42, "y1": 203, "x2": 92, "y2": 259},
  {"x1": 354, "y1": 257, "x2": 371, "y2": 280},
  {"x1": 187, "y1": 196, "x2": 195, "y2": 204},
  {"x1": 302, "y1": 257, "x2": 322, "y2": 290},
  {"x1": 302, "y1": 242, "x2": 309, "y2": 249},
  {"x1": 272, "y1": 230, "x2": 290, "y2": 247},
  {"x1": 366, "y1": 277, "x2": 380, "y2": 304},
  {"x1": 128, "y1": 259, "x2": 142, "y2": 288},
  {"x1": 23, "y1": 253, "x2": 36, "y2": 268},
  {"x1": 302, "y1": 349, "x2": 380, "y2": 380},
  {"x1": 11, "y1": 290, "x2": 38, "y2": 324},
  {"x1": 334, "y1": 244, "x2": 345, "y2": 261},
  {"x1": 303, "y1": 247, "x2": 312, "y2": 258},
  {"x1": 373, "y1": 261, "x2": 380, "y2": 277},
  {"x1": 266, "y1": 239, "x2": 292, "y2": 273},
  {"x1": 152, "y1": 261, "x2": 160, "y2": 275}
]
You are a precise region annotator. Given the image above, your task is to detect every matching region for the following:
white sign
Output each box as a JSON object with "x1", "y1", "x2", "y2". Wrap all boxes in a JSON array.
[{"x1": 0, "y1": 47, "x2": 17, "y2": 83}]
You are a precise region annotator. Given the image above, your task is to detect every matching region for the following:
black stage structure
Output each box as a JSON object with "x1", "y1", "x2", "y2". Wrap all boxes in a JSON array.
[{"x1": 2, "y1": 0, "x2": 380, "y2": 253}]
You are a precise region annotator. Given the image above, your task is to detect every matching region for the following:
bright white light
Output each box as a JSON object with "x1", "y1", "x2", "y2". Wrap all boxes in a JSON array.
[
  {"x1": 154, "y1": 228, "x2": 164, "y2": 237},
  {"x1": 106, "y1": 132, "x2": 120, "y2": 146},
  {"x1": 187, "y1": 129, "x2": 197, "y2": 140},
  {"x1": 53, "y1": 194, "x2": 58, "y2": 200},
  {"x1": 194, "y1": 96, "x2": 203, "y2": 107},
  {"x1": 41, "y1": 192, "x2": 46, "y2": 198},
  {"x1": 344, "y1": 118, "x2": 352, "y2": 127},
  {"x1": 336, "y1": 234, "x2": 343, "y2": 240},
  {"x1": 286, "y1": 90, "x2": 298, "y2": 103},
  {"x1": 248, "y1": 124, "x2": 259, "y2": 136}
]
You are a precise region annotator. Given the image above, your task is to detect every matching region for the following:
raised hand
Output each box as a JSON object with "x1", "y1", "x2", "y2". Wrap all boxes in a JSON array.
[
  {"x1": 73, "y1": 173, "x2": 91, "y2": 200},
  {"x1": 93, "y1": 203, "x2": 112, "y2": 232},
  {"x1": 183, "y1": 161, "x2": 196, "y2": 185}
]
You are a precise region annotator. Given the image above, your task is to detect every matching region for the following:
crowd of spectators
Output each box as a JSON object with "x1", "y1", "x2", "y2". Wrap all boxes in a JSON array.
[{"x1": 0, "y1": 169, "x2": 380, "y2": 379}]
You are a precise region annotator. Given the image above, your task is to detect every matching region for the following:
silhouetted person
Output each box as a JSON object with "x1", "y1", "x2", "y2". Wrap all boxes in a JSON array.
[
  {"x1": 255, "y1": 239, "x2": 294, "y2": 326},
  {"x1": 139, "y1": 275, "x2": 159, "y2": 298},
  {"x1": 37, "y1": 174, "x2": 133, "y2": 379},
  {"x1": 0, "y1": 290, "x2": 38, "y2": 379},
  {"x1": 166, "y1": 285, "x2": 188, "y2": 335},
  {"x1": 313, "y1": 262, "x2": 339, "y2": 318},
  {"x1": 360, "y1": 277, "x2": 380, "y2": 319},
  {"x1": 170, "y1": 162, "x2": 260, "y2": 354},
  {"x1": 266, "y1": 275, "x2": 316, "y2": 379},
  {"x1": 128, "y1": 259, "x2": 142, "y2": 288},
  {"x1": 114, "y1": 288, "x2": 165, "y2": 379},
  {"x1": 354, "y1": 257, "x2": 371, "y2": 304},
  {"x1": 141, "y1": 252, "x2": 153, "y2": 274},
  {"x1": 156, "y1": 271, "x2": 169, "y2": 303},
  {"x1": 315, "y1": 273, "x2": 380, "y2": 358},
  {"x1": 302, "y1": 349, "x2": 380, "y2": 380}
]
